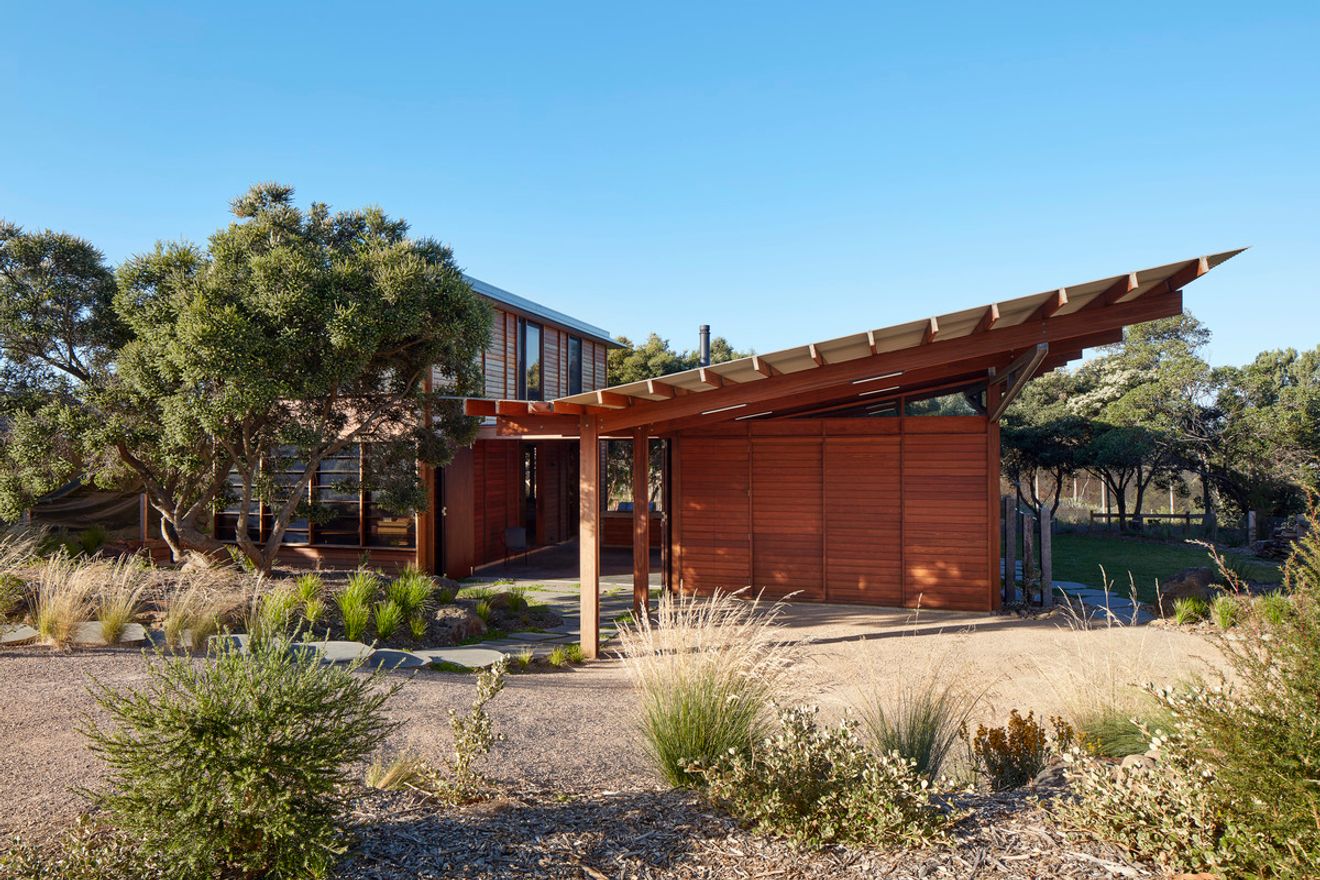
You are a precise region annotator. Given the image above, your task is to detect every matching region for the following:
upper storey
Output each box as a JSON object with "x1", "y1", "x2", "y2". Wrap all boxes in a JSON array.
[{"x1": 464, "y1": 275, "x2": 616, "y2": 400}]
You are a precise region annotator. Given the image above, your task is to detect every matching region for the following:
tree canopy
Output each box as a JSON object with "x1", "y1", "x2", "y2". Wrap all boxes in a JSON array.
[
  {"x1": 0, "y1": 184, "x2": 491, "y2": 570},
  {"x1": 608, "y1": 332, "x2": 749, "y2": 386}
]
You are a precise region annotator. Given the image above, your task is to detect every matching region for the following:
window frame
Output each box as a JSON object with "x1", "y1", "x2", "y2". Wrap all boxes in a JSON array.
[
  {"x1": 517, "y1": 318, "x2": 544, "y2": 401},
  {"x1": 567, "y1": 335, "x2": 584, "y2": 396}
]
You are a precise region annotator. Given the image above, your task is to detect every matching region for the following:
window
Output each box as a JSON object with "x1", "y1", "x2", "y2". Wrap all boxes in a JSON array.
[
  {"x1": 362, "y1": 446, "x2": 416, "y2": 548},
  {"x1": 904, "y1": 383, "x2": 987, "y2": 416},
  {"x1": 313, "y1": 445, "x2": 361, "y2": 545},
  {"x1": 263, "y1": 450, "x2": 309, "y2": 544},
  {"x1": 518, "y1": 319, "x2": 543, "y2": 400},
  {"x1": 567, "y1": 335, "x2": 583, "y2": 395}
]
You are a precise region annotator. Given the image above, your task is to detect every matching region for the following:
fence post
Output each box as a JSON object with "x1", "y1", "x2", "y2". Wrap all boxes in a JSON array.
[
  {"x1": 1040, "y1": 505, "x2": 1054, "y2": 608},
  {"x1": 1247, "y1": 510, "x2": 1257, "y2": 544},
  {"x1": 1003, "y1": 496, "x2": 1017, "y2": 605}
]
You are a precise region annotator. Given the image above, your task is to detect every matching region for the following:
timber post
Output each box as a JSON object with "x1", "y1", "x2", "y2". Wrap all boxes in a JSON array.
[
  {"x1": 1003, "y1": 495, "x2": 1017, "y2": 604},
  {"x1": 632, "y1": 427, "x2": 651, "y2": 621},
  {"x1": 579, "y1": 415, "x2": 601, "y2": 659}
]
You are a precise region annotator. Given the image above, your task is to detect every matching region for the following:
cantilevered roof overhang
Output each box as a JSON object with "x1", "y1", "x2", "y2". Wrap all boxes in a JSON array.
[{"x1": 466, "y1": 249, "x2": 1244, "y2": 436}]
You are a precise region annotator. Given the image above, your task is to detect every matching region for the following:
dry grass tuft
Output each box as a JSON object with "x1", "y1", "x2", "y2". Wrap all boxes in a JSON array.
[
  {"x1": 615, "y1": 589, "x2": 796, "y2": 787},
  {"x1": 161, "y1": 569, "x2": 247, "y2": 651},
  {"x1": 32, "y1": 555, "x2": 97, "y2": 647},
  {"x1": 364, "y1": 753, "x2": 431, "y2": 791},
  {"x1": 95, "y1": 558, "x2": 148, "y2": 644}
]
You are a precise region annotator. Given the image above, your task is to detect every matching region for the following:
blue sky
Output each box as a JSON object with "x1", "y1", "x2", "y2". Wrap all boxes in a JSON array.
[{"x1": 2, "y1": 2, "x2": 1316, "y2": 367}]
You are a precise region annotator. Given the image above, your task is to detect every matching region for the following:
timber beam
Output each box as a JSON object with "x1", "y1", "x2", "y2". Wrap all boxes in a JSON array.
[{"x1": 599, "y1": 288, "x2": 1183, "y2": 434}]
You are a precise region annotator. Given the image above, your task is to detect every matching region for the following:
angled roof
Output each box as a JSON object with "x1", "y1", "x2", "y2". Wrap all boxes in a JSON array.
[
  {"x1": 553, "y1": 249, "x2": 1244, "y2": 410},
  {"x1": 464, "y1": 274, "x2": 617, "y2": 347}
]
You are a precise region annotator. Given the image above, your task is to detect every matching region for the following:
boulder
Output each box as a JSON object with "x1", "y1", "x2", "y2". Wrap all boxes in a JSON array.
[
  {"x1": 432, "y1": 605, "x2": 485, "y2": 644},
  {"x1": 1157, "y1": 567, "x2": 1215, "y2": 615},
  {"x1": 1120, "y1": 753, "x2": 1156, "y2": 773},
  {"x1": 1032, "y1": 757, "x2": 1068, "y2": 789}
]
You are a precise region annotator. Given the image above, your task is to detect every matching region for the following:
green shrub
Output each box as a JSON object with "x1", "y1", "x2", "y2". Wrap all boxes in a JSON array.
[
  {"x1": 505, "y1": 586, "x2": 530, "y2": 613},
  {"x1": 336, "y1": 571, "x2": 377, "y2": 642},
  {"x1": 473, "y1": 598, "x2": 492, "y2": 623},
  {"x1": 294, "y1": 572, "x2": 323, "y2": 602},
  {"x1": 564, "y1": 642, "x2": 585, "y2": 664},
  {"x1": 1209, "y1": 593, "x2": 1240, "y2": 629},
  {"x1": 456, "y1": 585, "x2": 494, "y2": 601},
  {"x1": 857, "y1": 674, "x2": 977, "y2": 780},
  {"x1": 1058, "y1": 725, "x2": 1231, "y2": 875},
  {"x1": 1076, "y1": 708, "x2": 1172, "y2": 758},
  {"x1": 546, "y1": 644, "x2": 570, "y2": 667},
  {"x1": 1171, "y1": 595, "x2": 1209, "y2": 625},
  {"x1": 0, "y1": 817, "x2": 166, "y2": 879},
  {"x1": 76, "y1": 525, "x2": 109, "y2": 557},
  {"x1": 1254, "y1": 590, "x2": 1291, "y2": 625},
  {"x1": 511, "y1": 647, "x2": 534, "y2": 669},
  {"x1": 386, "y1": 566, "x2": 433, "y2": 614},
  {"x1": 616, "y1": 591, "x2": 793, "y2": 788},
  {"x1": 364, "y1": 753, "x2": 429, "y2": 791},
  {"x1": 696, "y1": 705, "x2": 949, "y2": 849},
  {"x1": 443, "y1": 658, "x2": 508, "y2": 801},
  {"x1": 249, "y1": 584, "x2": 300, "y2": 643},
  {"x1": 82, "y1": 635, "x2": 399, "y2": 879},
  {"x1": 303, "y1": 596, "x2": 327, "y2": 630},
  {"x1": 968, "y1": 710, "x2": 1074, "y2": 791},
  {"x1": 1059, "y1": 503, "x2": 1320, "y2": 879},
  {"x1": 407, "y1": 610, "x2": 428, "y2": 641},
  {"x1": 373, "y1": 598, "x2": 404, "y2": 641}
]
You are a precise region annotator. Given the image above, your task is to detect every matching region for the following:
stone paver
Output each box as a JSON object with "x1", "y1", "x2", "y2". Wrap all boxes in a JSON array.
[
  {"x1": 414, "y1": 646, "x2": 508, "y2": 669},
  {"x1": 1, "y1": 624, "x2": 37, "y2": 646},
  {"x1": 361, "y1": 649, "x2": 427, "y2": 671},
  {"x1": 299, "y1": 639, "x2": 373, "y2": 663},
  {"x1": 502, "y1": 631, "x2": 562, "y2": 642},
  {"x1": 71, "y1": 621, "x2": 148, "y2": 646}
]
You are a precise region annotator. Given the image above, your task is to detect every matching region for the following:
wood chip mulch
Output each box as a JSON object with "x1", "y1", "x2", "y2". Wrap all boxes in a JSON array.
[{"x1": 337, "y1": 784, "x2": 1153, "y2": 880}]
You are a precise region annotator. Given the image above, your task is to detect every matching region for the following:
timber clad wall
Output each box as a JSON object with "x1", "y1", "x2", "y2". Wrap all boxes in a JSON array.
[
  {"x1": 473, "y1": 440, "x2": 520, "y2": 565},
  {"x1": 478, "y1": 303, "x2": 610, "y2": 401},
  {"x1": 674, "y1": 416, "x2": 994, "y2": 611}
]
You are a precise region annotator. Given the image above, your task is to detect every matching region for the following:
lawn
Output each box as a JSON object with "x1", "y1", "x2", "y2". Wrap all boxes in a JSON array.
[{"x1": 1049, "y1": 532, "x2": 1281, "y2": 603}]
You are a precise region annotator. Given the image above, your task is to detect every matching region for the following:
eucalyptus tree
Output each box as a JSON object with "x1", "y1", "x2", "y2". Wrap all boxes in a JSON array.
[{"x1": 0, "y1": 185, "x2": 491, "y2": 570}]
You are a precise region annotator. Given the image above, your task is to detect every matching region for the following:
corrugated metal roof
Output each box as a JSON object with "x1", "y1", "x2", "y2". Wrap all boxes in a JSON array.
[
  {"x1": 552, "y1": 249, "x2": 1246, "y2": 408},
  {"x1": 463, "y1": 274, "x2": 617, "y2": 346}
]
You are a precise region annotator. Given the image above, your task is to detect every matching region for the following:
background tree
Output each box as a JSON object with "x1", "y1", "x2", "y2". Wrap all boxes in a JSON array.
[
  {"x1": 0, "y1": 185, "x2": 491, "y2": 570},
  {"x1": 604, "y1": 332, "x2": 749, "y2": 506},
  {"x1": 1065, "y1": 314, "x2": 1212, "y2": 530},
  {"x1": 1001, "y1": 371, "x2": 1087, "y2": 516}
]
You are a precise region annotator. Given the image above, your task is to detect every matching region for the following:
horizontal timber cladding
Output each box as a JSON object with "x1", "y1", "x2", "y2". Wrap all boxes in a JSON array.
[{"x1": 673, "y1": 416, "x2": 994, "y2": 610}]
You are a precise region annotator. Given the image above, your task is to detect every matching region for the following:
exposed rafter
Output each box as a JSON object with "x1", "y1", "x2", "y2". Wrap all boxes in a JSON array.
[
  {"x1": 646, "y1": 379, "x2": 677, "y2": 399},
  {"x1": 974, "y1": 303, "x2": 1000, "y2": 334},
  {"x1": 696, "y1": 368, "x2": 725, "y2": 389},
  {"x1": 751, "y1": 355, "x2": 781, "y2": 378},
  {"x1": 922, "y1": 317, "x2": 940, "y2": 344},
  {"x1": 1028, "y1": 288, "x2": 1069, "y2": 322},
  {"x1": 808, "y1": 344, "x2": 826, "y2": 367}
]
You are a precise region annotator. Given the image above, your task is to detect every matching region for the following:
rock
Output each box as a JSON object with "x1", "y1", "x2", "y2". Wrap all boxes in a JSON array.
[
  {"x1": 1157, "y1": 567, "x2": 1215, "y2": 614},
  {"x1": 1032, "y1": 757, "x2": 1068, "y2": 789},
  {"x1": 432, "y1": 605, "x2": 485, "y2": 644},
  {"x1": 1120, "y1": 754, "x2": 1156, "y2": 773},
  {"x1": 298, "y1": 639, "x2": 371, "y2": 663},
  {"x1": 72, "y1": 621, "x2": 148, "y2": 646}
]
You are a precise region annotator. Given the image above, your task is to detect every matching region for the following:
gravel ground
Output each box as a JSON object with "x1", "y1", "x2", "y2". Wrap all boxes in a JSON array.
[
  {"x1": 0, "y1": 647, "x2": 648, "y2": 843},
  {"x1": 0, "y1": 609, "x2": 1221, "y2": 877}
]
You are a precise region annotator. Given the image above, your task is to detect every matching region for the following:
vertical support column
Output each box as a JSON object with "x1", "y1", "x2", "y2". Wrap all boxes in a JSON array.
[
  {"x1": 416, "y1": 463, "x2": 436, "y2": 573},
  {"x1": 1023, "y1": 513, "x2": 1036, "y2": 603},
  {"x1": 632, "y1": 428, "x2": 651, "y2": 620},
  {"x1": 1003, "y1": 495, "x2": 1017, "y2": 605},
  {"x1": 579, "y1": 415, "x2": 601, "y2": 659},
  {"x1": 986, "y1": 381, "x2": 1002, "y2": 610},
  {"x1": 1040, "y1": 504, "x2": 1054, "y2": 608}
]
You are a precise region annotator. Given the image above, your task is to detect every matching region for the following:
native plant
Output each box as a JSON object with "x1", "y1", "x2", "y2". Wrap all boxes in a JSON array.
[
  {"x1": 1171, "y1": 595, "x2": 1209, "y2": 625},
  {"x1": 82, "y1": 634, "x2": 399, "y2": 879},
  {"x1": 336, "y1": 571, "x2": 377, "y2": 642},
  {"x1": 386, "y1": 566, "x2": 433, "y2": 639},
  {"x1": 1254, "y1": 590, "x2": 1292, "y2": 625},
  {"x1": 616, "y1": 590, "x2": 793, "y2": 787},
  {"x1": 373, "y1": 598, "x2": 404, "y2": 641},
  {"x1": 1209, "y1": 593, "x2": 1240, "y2": 629},
  {"x1": 1059, "y1": 502, "x2": 1320, "y2": 878},
  {"x1": 968, "y1": 710, "x2": 1075, "y2": 791},
  {"x1": 695, "y1": 705, "x2": 949, "y2": 849},
  {"x1": 855, "y1": 657, "x2": 980, "y2": 780},
  {"x1": 249, "y1": 582, "x2": 301, "y2": 643},
  {"x1": 161, "y1": 573, "x2": 237, "y2": 652},
  {"x1": 94, "y1": 559, "x2": 146, "y2": 645},
  {"x1": 443, "y1": 658, "x2": 508, "y2": 801},
  {"x1": 364, "y1": 753, "x2": 430, "y2": 792},
  {"x1": 31, "y1": 554, "x2": 95, "y2": 647}
]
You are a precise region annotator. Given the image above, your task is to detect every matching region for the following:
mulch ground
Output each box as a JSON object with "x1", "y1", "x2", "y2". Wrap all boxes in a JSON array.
[{"x1": 339, "y1": 784, "x2": 1153, "y2": 880}]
